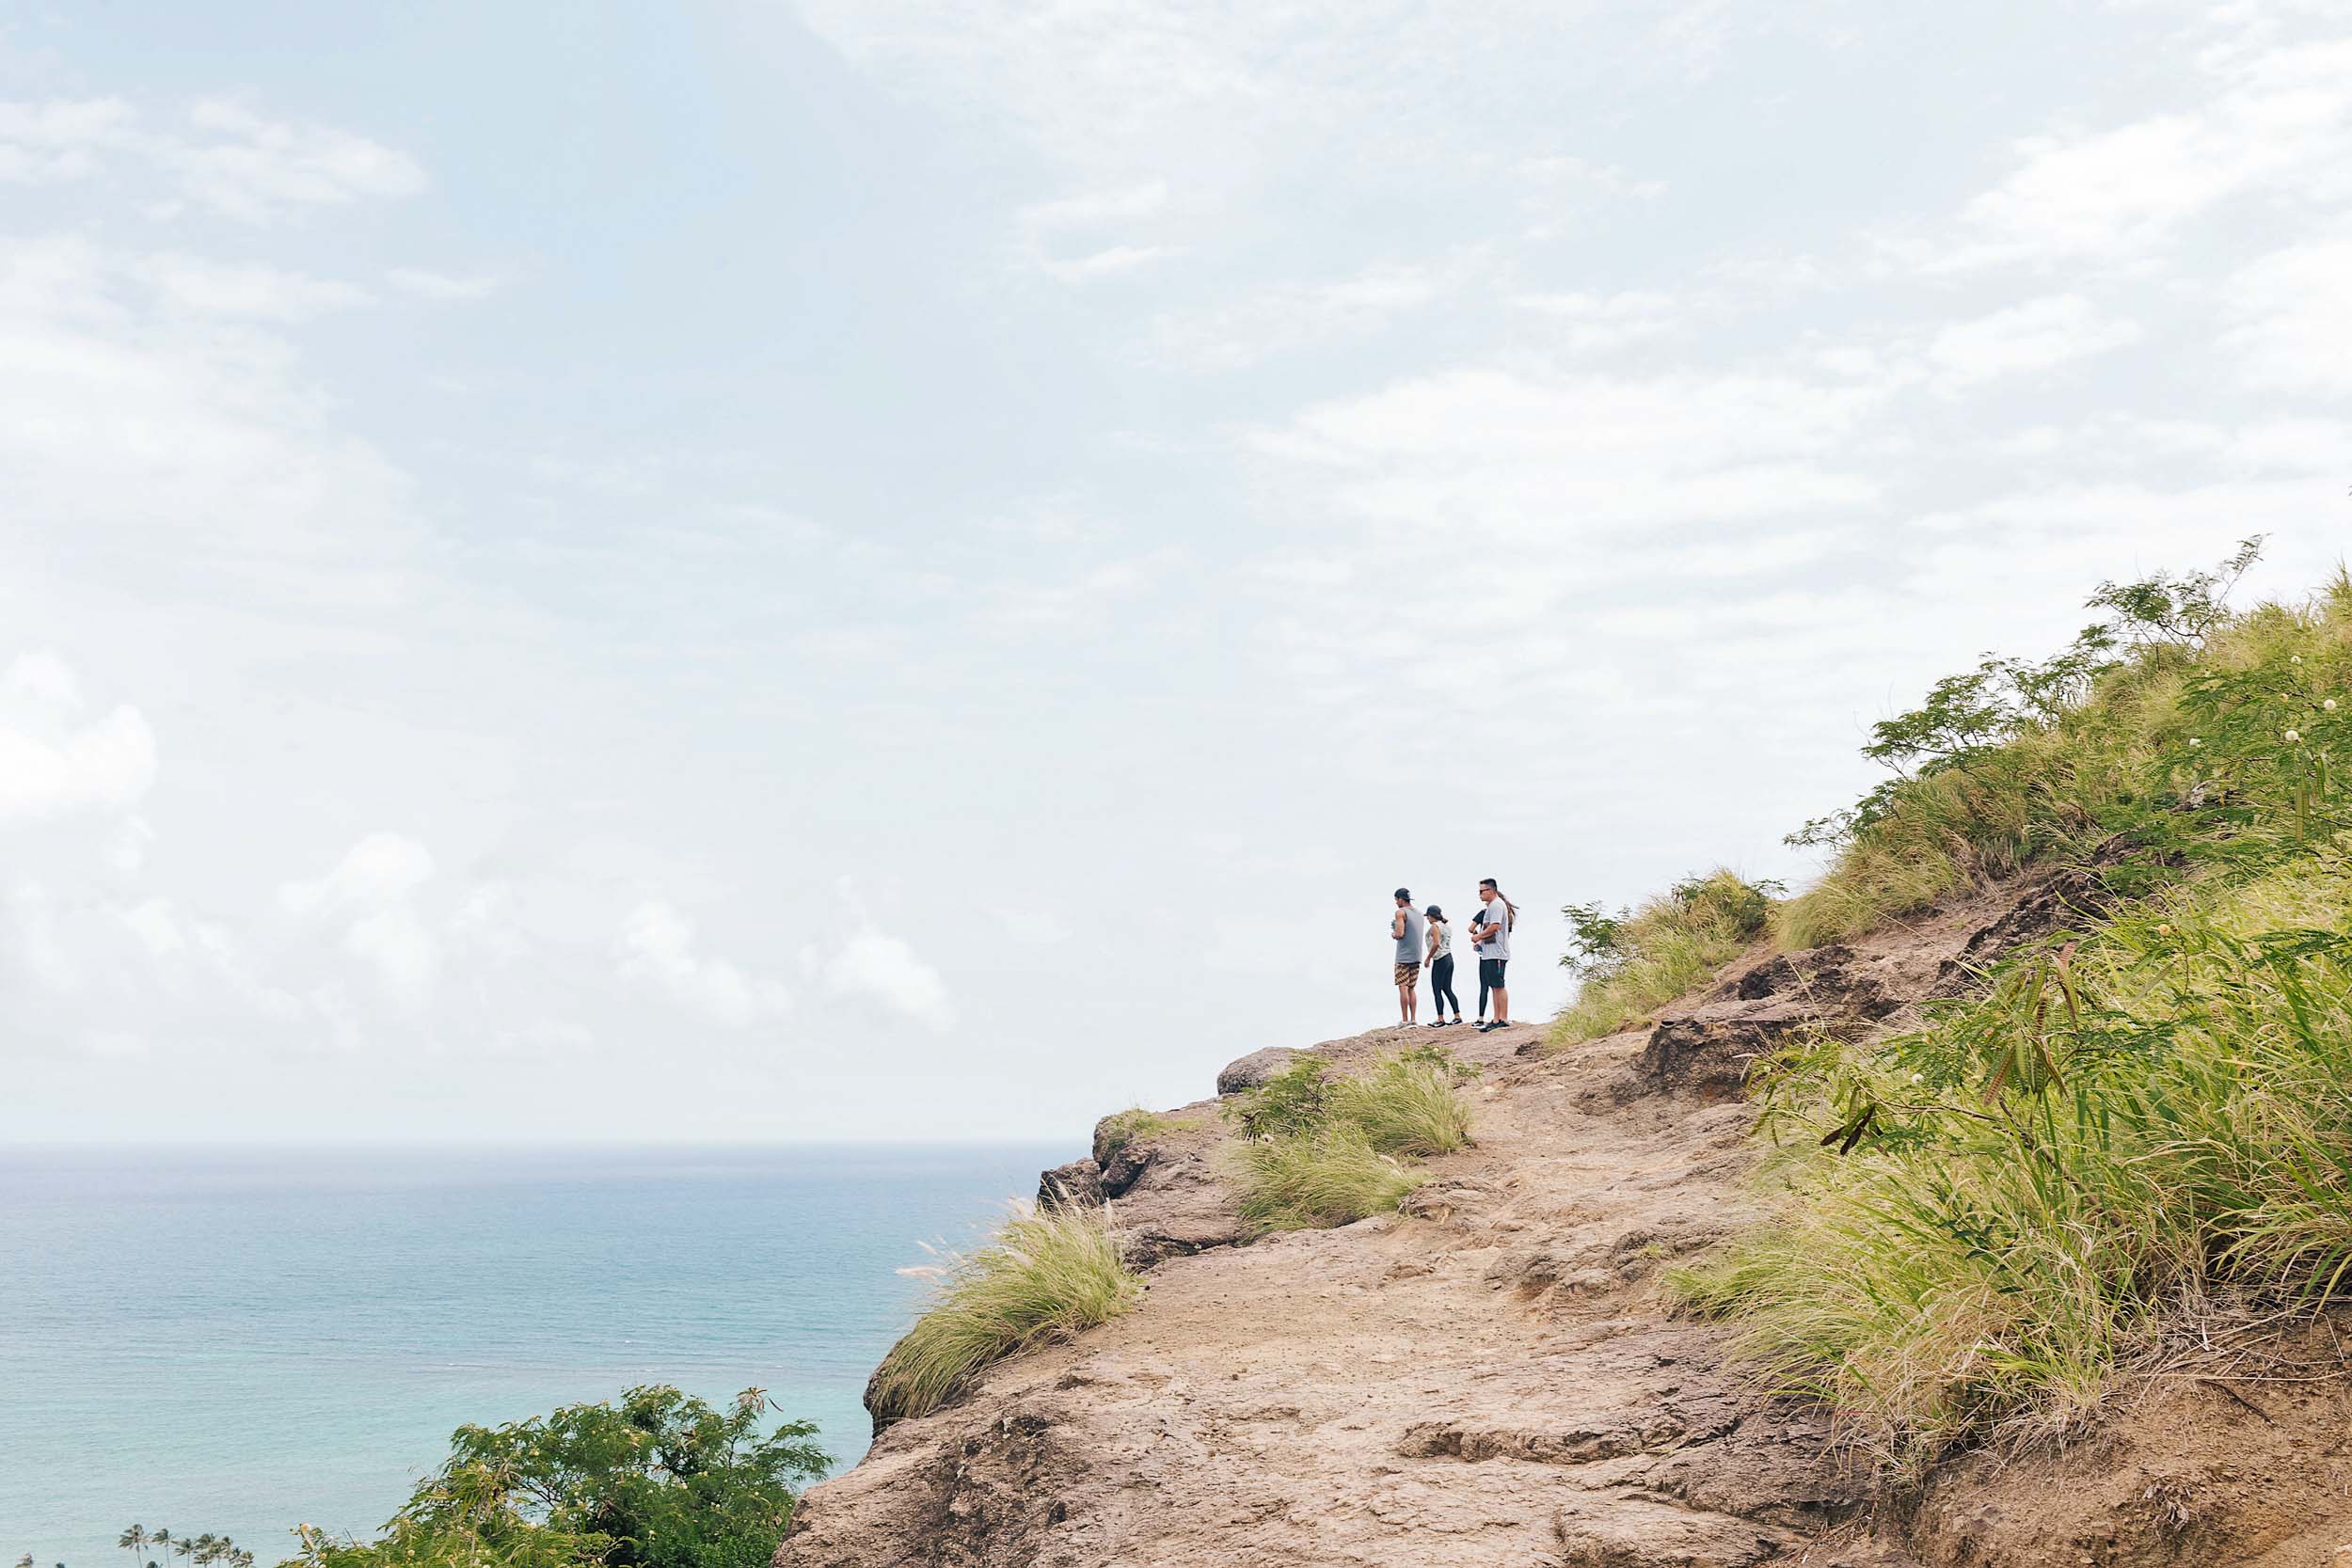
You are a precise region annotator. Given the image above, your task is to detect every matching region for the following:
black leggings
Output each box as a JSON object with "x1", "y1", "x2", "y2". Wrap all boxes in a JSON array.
[
  {"x1": 1475, "y1": 959, "x2": 1488, "y2": 1021},
  {"x1": 1431, "y1": 954, "x2": 1459, "y2": 1019}
]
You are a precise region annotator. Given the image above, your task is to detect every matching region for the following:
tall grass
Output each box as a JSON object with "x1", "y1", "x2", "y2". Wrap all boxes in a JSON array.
[
  {"x1": 1223, "y1": 1051, "x2": 1473, "y2": 1230},
  {"x1": 1554, "y1": 869, "x2": 1773, "y2": 1042},
  {"x1": 1327, "y1": 1054, "x2": 1476, "y2": 1157},
  {"x1": 1678, "y1": 570, "x2": 2352, "y2": 1465},
  {"x1": 1233, "y1": 1125, "x2": 1422, "y2": 1230},
  {"x1": 868, "y1": 1203, "x2": 1143, "y2": 1424}
]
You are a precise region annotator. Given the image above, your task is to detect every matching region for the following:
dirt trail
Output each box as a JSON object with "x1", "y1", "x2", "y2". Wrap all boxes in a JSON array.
[{"x1": 779, "y1": 877, "x2": 2352, "y2": 1568}]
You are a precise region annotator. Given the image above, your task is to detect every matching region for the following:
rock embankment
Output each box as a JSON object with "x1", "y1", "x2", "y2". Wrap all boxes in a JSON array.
[{"x1": 780, "y1": 869, "x2": 2352, "y2": 1568}]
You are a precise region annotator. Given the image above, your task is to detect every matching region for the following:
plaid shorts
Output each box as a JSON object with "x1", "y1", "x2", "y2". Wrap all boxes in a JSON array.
[{"x1": 1394, "y1": 961, "x2": 1419, "y2": 987}]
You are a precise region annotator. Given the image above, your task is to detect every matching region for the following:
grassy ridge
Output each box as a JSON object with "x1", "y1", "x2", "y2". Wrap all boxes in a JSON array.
[{"x1": 1673, "y1": 554, "x2": 2352, "y2": 1465}]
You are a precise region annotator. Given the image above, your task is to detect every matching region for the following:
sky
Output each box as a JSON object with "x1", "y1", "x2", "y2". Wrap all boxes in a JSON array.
[{"x1": 2, "y1": 0, "x2": 2348, "y2": 1146}]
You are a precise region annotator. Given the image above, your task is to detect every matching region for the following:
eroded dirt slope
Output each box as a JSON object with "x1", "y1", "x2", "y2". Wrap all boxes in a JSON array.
[{"x1": 779, "y1": 874, "x2": 2352, "y2": 1568}]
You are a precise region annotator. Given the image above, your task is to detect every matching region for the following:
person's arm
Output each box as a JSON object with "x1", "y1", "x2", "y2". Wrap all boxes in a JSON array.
[
  {"x1": 1424, "y1": 924, "x2": 1437, "y2": 965},
  {"x1": 1392, "y1": 909, "x2": 1406, "y2": 941}
]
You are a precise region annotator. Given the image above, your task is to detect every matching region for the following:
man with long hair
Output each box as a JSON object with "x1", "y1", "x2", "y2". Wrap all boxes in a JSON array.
[{"x1": 1470, "y1": 878, "x2": 1516, "y2": 1031}]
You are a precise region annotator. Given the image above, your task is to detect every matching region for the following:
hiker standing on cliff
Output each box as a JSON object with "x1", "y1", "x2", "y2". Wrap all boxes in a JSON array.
[
  {"x1": 1424, "y1": 905, "x2": 1462, "y2": 1027},
  {"x1": 1470, "y1": 878, "x2": 1516, "y2": 1031},
  {"x1": 1391, "y1": 889, "x2": 1426, "y2": 1027}
]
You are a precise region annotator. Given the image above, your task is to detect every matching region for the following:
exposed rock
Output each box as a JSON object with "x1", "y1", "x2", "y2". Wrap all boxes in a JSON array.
[
  {"x1": 1216, "y1": 1045, "x2": 1300, "y2": 1096},
  {"x1": 1552, "y1": 1496, "x2": 1795, "y2": 1566},
  {"x1": 1640, "y1": 995, "x2": 1826, "y2": 1101},
  {"x1": 1093, "y1": 1139, "x2": 1152, "y2": 1198},
  {"x1": 1933, "y1": 861, "x2": 2128, "y2": 995},
  {"x1": 1035, "y1": 1157, "x2": 1104, "y2": 1211}
]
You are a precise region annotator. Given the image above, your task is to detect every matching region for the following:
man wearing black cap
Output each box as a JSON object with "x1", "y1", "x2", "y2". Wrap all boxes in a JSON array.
[{"x1": 1390, "y1": 889, "x2": 1426, "y2": 1027}]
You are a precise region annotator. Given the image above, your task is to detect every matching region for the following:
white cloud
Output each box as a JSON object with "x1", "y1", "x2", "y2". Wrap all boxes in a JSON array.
[
  {"x1": 131, "y1": 253, "x2": 371, "y2": 320},
  {"x1": 5, "y1": 648, "x2": 85, "y2": 708},
  {"x1": 1924, "y1": 294, "x2": 2142, "y2": 385},
  {"x1": 1253, "y1": 365, "x2": 1884, "y2": 535},
  {"x1": 0, "y1": 98, "x2": 134, "y2": 182},
  {"x1": 616, "y1": 900, "x2": 789, "y2": 1027},
  {"x1": 1936, "y1": 38, "x2": 2352, "y2": 267},
  {"x1": 280, "y1": 832, "x2": 436, "y2": 914},
  {"x1": 281, "y1": 833, "x2": 440, "y2": 1005},
  {"x1": 811, "y1": 925, "x2": 954, "y2": 1030},
  {"x1": 343, "y1": 905, "x2": 439, "y2": 1007},
  {"x1": 8, "y1": 879, "x2": 80, "y2": 992},
  {"x1": 0, "y1": 93, "x2": 426, "y2": 220},
  {"x1": 386, "y1": 266, "x2": 504, "y2": 302},
  {"x1": 0, "y1": 652, "x2": 158, "y2": 825},
  {"x1": 2223, "y1": 236, "x2": 2352, "y2": 394},
  {"x1": 1509, "y1": 290, "x2": 1680, "y2": 353},
  {"x1": 1039, "y1": 244, "x2": 1174, "y2": 283},
  {"x1": 1147, "y1": 253, "x2": 1486, "y2": 370},
  {"x1": 163, "y1": 99, "x2": 428, "y2": 220}
]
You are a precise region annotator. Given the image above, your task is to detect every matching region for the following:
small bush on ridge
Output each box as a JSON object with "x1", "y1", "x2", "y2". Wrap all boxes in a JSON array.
[
  {"x1": 868, "y1": 1203, "x2": 1143, "y2": 1425},
  {"x1": 1221, "y1": 1048, "x2": 1475, "y2": 1230},
  {"x1": 1232, "y1": 1124, "x2": 1422, "y2": 1230},
  {"x1": 1552, "y1": 869, "x2": 1776, "y2": 1044}
]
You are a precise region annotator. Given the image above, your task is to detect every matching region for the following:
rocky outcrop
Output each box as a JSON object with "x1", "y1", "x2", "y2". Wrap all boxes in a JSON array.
[
  {"x1": 780, "y1": 874, "x2": 2352, "y2": 1568},
  {"x1": 1035, "y1": 1157, "x2": 1104, "y2": 1211},
  {"x1": 1215, "y1": 1046, "x2": 1299, "y2": 1096}
]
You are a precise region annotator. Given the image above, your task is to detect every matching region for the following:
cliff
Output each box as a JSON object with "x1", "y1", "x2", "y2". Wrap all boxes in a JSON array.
[{"x1": 776, "y1": 865, "x2": 2352, "y2": 1567}]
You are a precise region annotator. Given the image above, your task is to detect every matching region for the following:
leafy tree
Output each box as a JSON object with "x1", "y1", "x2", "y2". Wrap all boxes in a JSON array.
[
  {"x1": 283, "y1": 1386, "x2": 827, "y2": 1568},
  {"x1": 1786, "y1": 539, "x2": 2268, "y2": 851},
  {"x1": 119, "y1": 1527, "x2": 149, "y2": 1568}
]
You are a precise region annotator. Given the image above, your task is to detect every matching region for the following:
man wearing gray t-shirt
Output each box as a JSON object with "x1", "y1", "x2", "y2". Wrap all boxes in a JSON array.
[
  {"x1": 1391, "y1": 888, "x2": 1426, "y2": 1027},
  {"x1": 1471, "y1": 878, "x2": 1515, "y2": 1031}
]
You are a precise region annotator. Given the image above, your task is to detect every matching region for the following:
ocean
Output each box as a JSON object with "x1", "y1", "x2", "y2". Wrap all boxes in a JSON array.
[{"x1": 0, "y1": 1142, "x2": 1066, "y2": 1565}]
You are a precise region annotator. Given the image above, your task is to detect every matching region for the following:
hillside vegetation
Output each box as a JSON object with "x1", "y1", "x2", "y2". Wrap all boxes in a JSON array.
[{"x1": 1628, "y1": 542, "x2": 2352, "y2": 1465}]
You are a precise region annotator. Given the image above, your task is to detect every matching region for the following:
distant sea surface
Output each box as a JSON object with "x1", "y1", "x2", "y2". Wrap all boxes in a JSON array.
[{"x1": 0, "y1": 1142, "x2": 1065, "y2": 1565}]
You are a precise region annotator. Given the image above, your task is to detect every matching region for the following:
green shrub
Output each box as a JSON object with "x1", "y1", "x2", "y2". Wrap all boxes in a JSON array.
[
  {"x1": 867, "y1": 1203, "x2": 1143, "y2": 1425},
  {"x1": 1680, "y1": 570, "x2": 2352, "y2": 1464},
  {"x1": 280, "y1": 1386, "x2": 825, "y2": 1568},
  {"x1": 1232, "y1": 1124, "x2": 1422, "y2": 1230},
  {"x1": 1220, "y1": 1056, "x2": 1330, "y2": 1141},
  {"x1": 1552, "y1": 869, "x2": 1776, "y2": 1043}
]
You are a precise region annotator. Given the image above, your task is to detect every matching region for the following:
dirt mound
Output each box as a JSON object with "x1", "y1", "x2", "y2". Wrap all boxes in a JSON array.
[{"x1": 778, "y1": 873, "x2": 2352, "y2": 1567}]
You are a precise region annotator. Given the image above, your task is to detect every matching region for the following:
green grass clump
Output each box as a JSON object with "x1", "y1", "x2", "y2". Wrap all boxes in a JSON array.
[
  {"x1": 1221, "y1": 1049, "x2": 1474, "y2": 1229},
  {"x1": 868, "y1": 1203, "x2": 1143, "y2": 1424},
  {"x1": 1232, "y1": 1124, "x2": 1423, "y2": 1230},
  {"x1": 1553, "y1": 869, "x2": 1775, "y2": 1043},
  {"x1": 1327, "y1": 1053, "x2": 1476, "y2": 1156},
  {"x1": 1674, "y1": 560, "x2": 2352, "y2": 1464}
]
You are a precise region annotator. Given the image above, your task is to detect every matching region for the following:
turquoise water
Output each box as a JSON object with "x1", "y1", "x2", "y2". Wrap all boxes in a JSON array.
[{"x1": 0, "y1": 1142, "x2": 1064, "y2": 1565}]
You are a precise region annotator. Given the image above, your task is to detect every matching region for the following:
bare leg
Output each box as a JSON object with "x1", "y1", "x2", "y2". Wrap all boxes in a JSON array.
[{"x1": 1492, "y1": 985, "x2": 1509, "y2": 1025}]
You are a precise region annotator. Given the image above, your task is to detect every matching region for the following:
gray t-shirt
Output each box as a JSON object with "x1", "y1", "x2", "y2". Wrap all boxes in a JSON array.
[
  {"x1": 1394, "y1": 906, "x2": 1425, "y2": 963},
  {"x1": 1474, "y1": 899, "x2": 1512, "y2": 959}
]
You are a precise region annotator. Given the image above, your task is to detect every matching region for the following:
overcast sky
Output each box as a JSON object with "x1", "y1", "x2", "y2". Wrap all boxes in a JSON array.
[{"x1": 3, "y1": 0, "x2": 2347, "y2": 1146}]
